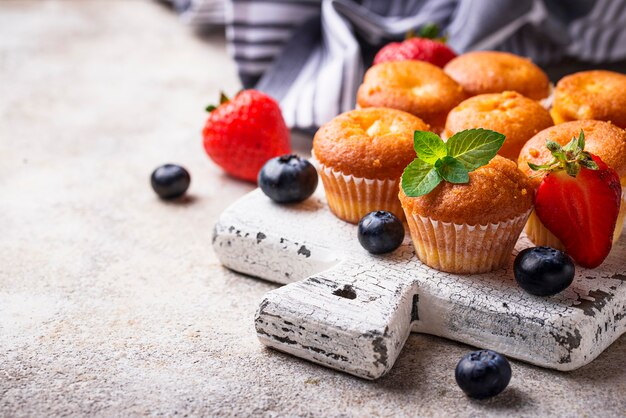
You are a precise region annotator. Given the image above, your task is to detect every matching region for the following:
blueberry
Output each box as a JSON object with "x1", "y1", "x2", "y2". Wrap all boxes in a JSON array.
[
  {"x1": 514, "y1": 246, "x2": 575, "y2": 296},
  {"x1": 455, "y1": 350, "x2": 512, "y2": 399},
  {"x1": 151, "y1": 164, "x2": 191, "y2": 199},
  {"x1": 258, "y1": 155, "x2": 318, "y2": 203},
  {"x1": 357, "y1": 211, "x2": 404, "y2": 254}
]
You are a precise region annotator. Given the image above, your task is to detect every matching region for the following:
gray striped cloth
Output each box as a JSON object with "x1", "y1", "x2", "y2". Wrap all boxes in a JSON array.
[{"x1": 172, "y1": 0, "x2": 626, "y2": 130}]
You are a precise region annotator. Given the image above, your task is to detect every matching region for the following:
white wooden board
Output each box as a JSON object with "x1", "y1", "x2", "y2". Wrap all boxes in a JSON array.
[{"x1": 213, "y1": 188, "x2": 626, "y2": 380}]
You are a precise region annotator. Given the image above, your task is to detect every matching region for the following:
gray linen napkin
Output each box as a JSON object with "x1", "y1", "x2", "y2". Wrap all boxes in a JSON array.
[{"x1": 174, "y1": 0, "x2": 626, "y2": 130}]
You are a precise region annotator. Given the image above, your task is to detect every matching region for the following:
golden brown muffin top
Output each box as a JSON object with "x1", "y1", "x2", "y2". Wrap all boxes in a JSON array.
[
  {"x1": 518, "y1": 120, "x2": 626, "y2": 187},
  {"x1": 443, "y1": 51, "x2": 550, "y2": 100},
  {"x1": 356, "y1": 60, "x2": 466, "y2": 132},
  {"x1": 313, "y1": 107, "x2": 429, "y2": 179},
  {"x1": 552, "y1": 70, "x2": 626, "y2": 128},
  {"x1": 445, "y1": 91, "x2": 553, "y2": 160},
  {"x1": 399, "y1": 155, "x2": 533, "y2": 225}
]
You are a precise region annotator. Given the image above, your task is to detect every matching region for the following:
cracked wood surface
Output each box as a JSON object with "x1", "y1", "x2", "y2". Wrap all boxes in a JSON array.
[{"x1": 214, "y1": 188, "x2": 626, "y2": 379}]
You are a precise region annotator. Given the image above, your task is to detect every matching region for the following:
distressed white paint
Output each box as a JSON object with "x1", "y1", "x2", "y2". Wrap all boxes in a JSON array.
[{"x1": 213, "y1": 188, "x2": 626, "y2": 380}]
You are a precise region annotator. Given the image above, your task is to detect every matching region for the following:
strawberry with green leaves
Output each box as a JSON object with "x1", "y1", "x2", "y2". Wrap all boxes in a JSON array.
[
  {"x1": 528, "y1": 131, "x2": 622, "y2": 268},
  {"x1": 202, "y1": 90, "x2": 291, "y2": 182},
  {"x1": 401, "y1": 128, "x2": 505, "y2": 197},
  {"x1": 373, "y1": 23, "x2": 457, "y2": 68}
]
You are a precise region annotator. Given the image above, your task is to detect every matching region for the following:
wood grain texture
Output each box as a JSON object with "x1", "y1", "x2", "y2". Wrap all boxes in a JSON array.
[{"x1": 213, "y1": 189, "x2": 626, "y2": 379}]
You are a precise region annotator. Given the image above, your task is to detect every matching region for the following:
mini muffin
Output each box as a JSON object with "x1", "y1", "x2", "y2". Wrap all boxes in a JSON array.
[
  {"x1": 445, "y1": 91, "x2": 553, "y2": 160},
  {"x1": 313, "y1": 107, "x2": 430, "y2": 224},
  {"x1": 356, "y1": 60, "x2": 466, "y2": 133},
  {"x1": 551, "y1": 70, "x2": 626, "y2": 128},
  {"x1": 518, "y1": 120, "x2": 626, "y2": 247},
  {"x1": 399, "y1": 156, "x2": 533, "y2": 273},
  {"x1": 444, "y1": 51, "x2": 550, "y2": 101}
]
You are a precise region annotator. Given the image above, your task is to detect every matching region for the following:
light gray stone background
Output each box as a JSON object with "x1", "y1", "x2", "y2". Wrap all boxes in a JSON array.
[{"x1": 1, "y1": 1, "x2": 625, "y2": 416}]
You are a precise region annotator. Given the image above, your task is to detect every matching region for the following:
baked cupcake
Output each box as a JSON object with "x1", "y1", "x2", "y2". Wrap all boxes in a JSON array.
[
  {"x1": 445, "y1": 91, "x2": 553, "y2": 160},
  {"x1": 444, "y1": 51, "x2": 550, "y2": 101},
  {"x1": 313, "y1": 107, "x2": 429, "y2": 224},
  {"x1": 356, "y1": 60, "x2": 466, "y2": 133},
  {"x1": 399, "y1": 129, "x2": 533, "y2": 273},
  {"x1": 551, "y1": 70, "x2": 626, "y2": 128},
  {"x1": 518, "y1": 120, "x2": 626, "y2": 247}
]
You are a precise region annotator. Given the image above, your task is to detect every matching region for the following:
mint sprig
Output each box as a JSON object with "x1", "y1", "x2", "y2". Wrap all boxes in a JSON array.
[{"x1": 401, "y1": 129, "x2": 505, "y2": 197}]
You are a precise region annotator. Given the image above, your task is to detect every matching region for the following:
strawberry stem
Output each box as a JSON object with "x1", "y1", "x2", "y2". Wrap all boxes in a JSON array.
[
  {"x1": 418, "y1": 23, "x2": 440, "y2": 39},
  {"x1": 206, "y1": 91, "x2": 233, "y2": 113},
  {"x1": 406, "y1": 23, "x2": 447, "y2": 41},
  {"x1": 528, "y1": 130, "x2": 598, "y2": 177}
]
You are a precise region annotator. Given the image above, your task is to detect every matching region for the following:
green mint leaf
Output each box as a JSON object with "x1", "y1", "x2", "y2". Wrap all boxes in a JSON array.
[
  {"x1": 435, "y1": 156, "x2": 469, "y2": 184},
  {"x1": 413, "y1": 130, "x2": 447, "y2": 165},
  {"x1": 401, "y1": 158, "x2": 442, "y2": 197},
  {"x1": 446, "y1": 128, "x2": 506, "y2": 171}
]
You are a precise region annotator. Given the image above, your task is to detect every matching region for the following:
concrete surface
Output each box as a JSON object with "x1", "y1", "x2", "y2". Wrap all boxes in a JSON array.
[{"x1": 0, "y1": 1, "x2": 625, "y2": 416}]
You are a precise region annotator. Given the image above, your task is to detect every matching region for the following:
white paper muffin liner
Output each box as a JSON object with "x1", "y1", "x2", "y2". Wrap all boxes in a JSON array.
[
  {"x1": 524, "y1": 210, "x2": 566, "y2": 251},
  {"x1": 317, "y1": 162, "x2": 403, "y2": 224},
  {"x1": 404, "y1": 209, "x2": 532, "y2": 274}
]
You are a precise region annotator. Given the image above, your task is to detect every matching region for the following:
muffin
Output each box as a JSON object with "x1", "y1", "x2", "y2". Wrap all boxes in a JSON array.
[
  {"x1": 444, "y1": 91, "x2": 553, "y2": 160},
  {"x1": 399, "y1": 156, "x2": 534, "y2": 273},
  {"x1": 356, "y1": 60, "x2": 466, "y2": 133},
  {"x1": 518, "y1": 120, "x2": 626, "y2": 247},
  {"x1": 313, "y1": 107, "x2": 430, "y2": 224},
  {"x1": 444, "y1": 51, "x2": 550, "y2": 101},
  {"x1": 551, "y1": 70, "x2": 626, "y2": 128}
]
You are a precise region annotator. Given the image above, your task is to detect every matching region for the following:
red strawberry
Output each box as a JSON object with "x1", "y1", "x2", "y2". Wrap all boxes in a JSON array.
[
  {"x1": 202, "y1": 90, "x2": 291, "y2": 182},
  {"x1": 530, "y1": 131, "x2": 622, "y2": 268},
  {"x1": 373, "y1": 24, "x2": 456, "y2": 67}
]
